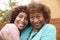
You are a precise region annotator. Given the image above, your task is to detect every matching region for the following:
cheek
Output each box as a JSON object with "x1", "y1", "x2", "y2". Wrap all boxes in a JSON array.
[
  {"x1": 38, "y1": 18, "x2": 45, "y2": 24},
  {"x1": 39, "y1": 18, "x2": 43, "y2": 21},
  {"x1": 14, "y1": 17, "x2": 20, "y2": 25},
  {"x1": 16, "y1": 17, "x2": 21, "y2": 20},
  {"x1": 39, "y1": 17, "x2": 44, "y2": 21},
  {"x1": 14, "y1": 19, "x2": 17, "y2": 24},
  {"x1": 30, "y1": 19, "x2": 33, "y2": 24},
  {"x1": 14, "y1": 19, "x2": 18, "y2": 27}
]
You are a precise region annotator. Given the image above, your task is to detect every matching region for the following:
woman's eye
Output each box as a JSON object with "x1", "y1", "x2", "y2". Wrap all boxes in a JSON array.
[
  {"x1": 30, "y1": 17, "x2": 34, "y2": 19},
  {"x1": 19, "y1": 15, "x2": 23, "y2": 18},
  {"x1": 37, "y1": 16, "x2": 41, "y2": 18}
]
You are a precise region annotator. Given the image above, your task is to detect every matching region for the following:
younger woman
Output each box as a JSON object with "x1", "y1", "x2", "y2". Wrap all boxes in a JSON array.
[{"x1": 0, "y1": 6, "x2": 29, "y2": 40}]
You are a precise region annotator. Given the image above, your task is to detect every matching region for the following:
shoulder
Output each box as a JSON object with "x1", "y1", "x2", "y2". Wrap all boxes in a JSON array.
[
  {"x1": 41, "y1": 23, "x2": 56, "y2": 35},
  {"x1": 44, "y1": 24, "x2": 56, "y2": 31},
  {"x1": 0, "y1": 23, "x2": 19, "y2": 37},
  {"x1": 1, "y1": 23, "x2": 18, "y2": 32},
  {"x1": 3, "y1": 23, "x2": 17, "y2": 29},
  {"x1": 38, "y1": 24, "x2": 56, "y2": 40},
  {"x1": 5, "y1": 23, "x2": 16, "y2": 27}
]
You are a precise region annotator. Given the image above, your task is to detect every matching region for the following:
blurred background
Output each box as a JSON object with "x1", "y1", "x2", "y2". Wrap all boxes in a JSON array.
[
  {"x1": 0, "y1": 0, "x2": 60, "y2": 23},
  {"x1": 0, "y1": 0, "x2": 60, "y2": 40}
]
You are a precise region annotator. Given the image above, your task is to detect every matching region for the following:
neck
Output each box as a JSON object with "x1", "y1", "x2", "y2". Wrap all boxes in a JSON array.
[{"x1": 32, "y1": 27, "x2": 39, "y2": 32}]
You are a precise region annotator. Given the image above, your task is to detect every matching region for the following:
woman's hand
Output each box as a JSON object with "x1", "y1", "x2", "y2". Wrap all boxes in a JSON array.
[{"x1": 0, "y1": 31, "x2": 13, "y2": 40}]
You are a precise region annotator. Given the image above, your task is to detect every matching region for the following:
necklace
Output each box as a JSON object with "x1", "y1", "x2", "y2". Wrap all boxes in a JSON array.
[{"x1": 27, "y1": 23, "x2": 45, "y2": 40}]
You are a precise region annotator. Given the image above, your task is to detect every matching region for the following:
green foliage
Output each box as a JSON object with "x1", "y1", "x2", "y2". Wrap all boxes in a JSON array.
[
  {"x1": 0, "y1": 0, "x2": 17, "y2": 23},
  {"x1": 0, "y1": 10, "x2": 10, "y2": 23}
]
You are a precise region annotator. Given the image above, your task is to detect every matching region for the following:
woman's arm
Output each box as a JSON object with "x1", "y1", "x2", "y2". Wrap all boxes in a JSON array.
[{"x1": 0, "y1": 31, "x2": 13, "y2": 40}]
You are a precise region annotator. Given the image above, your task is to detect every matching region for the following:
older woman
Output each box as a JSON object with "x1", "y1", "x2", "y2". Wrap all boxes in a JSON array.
[
  {"x1": 0, "y1": 5, "x2": 29, "y2": 40},
  {"x1": 20, "y1": 2, "x2": 56, "y2": 40}
]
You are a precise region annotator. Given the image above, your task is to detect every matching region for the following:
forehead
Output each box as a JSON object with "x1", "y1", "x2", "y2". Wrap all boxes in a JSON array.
[
  {"x1": 19, "y1": 11, "x2": 26, "y2": 14},
  {"x1": 18, "y1": 12, "x2": 27, "y2": 16},
  {"x1": 30, "y1": 12, "x2": 43, "y2": 16}
]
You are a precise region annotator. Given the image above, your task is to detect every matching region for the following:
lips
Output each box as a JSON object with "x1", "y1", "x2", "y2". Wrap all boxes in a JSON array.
[
  {"x1": 18, "y1": 23, "x2": 24, "y2": 27},
  {"x1": 18, "y1": 21, "x2": 24, "y2": 27},
  {"x1": 33, "y1": 22, "x2": 40, "y2": 26},
  {"x1": 35, "y1": 23, "x2": 39, "y2": 25}
]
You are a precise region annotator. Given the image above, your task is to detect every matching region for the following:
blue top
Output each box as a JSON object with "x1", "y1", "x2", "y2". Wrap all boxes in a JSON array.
[
  {"x1": 28, "y1": 31, "x2": 37, "y2": 40},
  {"x1": 20, "y1": 24, "x2": 56, "y2": 40}
]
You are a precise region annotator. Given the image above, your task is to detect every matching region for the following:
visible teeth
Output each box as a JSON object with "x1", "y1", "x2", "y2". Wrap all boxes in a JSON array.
[
  {"x1": 35, "y1": 24, "x2": 38, "y2": 25},
  {"x1": 18, "y1": 24, "x2": 24, "y2": 26},
  {"x1": 18, "y1": 21, "x2": 24, "y2": 27},
  {"x1": 35, "y1": 24, "x2": 39, "y2": 25}
]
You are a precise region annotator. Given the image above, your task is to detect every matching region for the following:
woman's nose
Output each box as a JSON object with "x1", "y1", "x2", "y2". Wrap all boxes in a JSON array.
[
  {"x1": 21, "y1": 18, "x2": 25, "y2": 22},
  {"x1": 34, "y1": 18, "x2": 38, "y2": 23}
]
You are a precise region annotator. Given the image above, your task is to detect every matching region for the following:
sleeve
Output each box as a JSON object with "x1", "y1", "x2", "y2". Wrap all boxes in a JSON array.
[
  {"x1": 41, "y1": 24, "x2": 56, "y2": 40},
  {"x1": 0, "y1": 24, "x2": 10, "y2": 37},
  {"x1": 0, "y1": 24, "x2": 20, "y2": 40}
]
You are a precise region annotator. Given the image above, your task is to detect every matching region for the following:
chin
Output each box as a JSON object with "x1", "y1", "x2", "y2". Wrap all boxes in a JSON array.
[
  {"x1": 18, "y1": 28, "x2": 23, "y2": 31},
  {"x1": 33, "y1": 26, "x2": 41, "y2": 29},
  {"x1": 36, "y1": 27, "x2": 41, "y2": 29}
]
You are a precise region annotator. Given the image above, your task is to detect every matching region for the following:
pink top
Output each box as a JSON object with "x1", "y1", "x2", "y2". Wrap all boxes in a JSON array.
[{"x1": 0, "y1": 23, "x2": 20, "y2": 40}]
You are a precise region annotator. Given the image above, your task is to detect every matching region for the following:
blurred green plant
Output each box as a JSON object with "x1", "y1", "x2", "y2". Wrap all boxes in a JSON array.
[
  {"x1": 0, "y1": 10, "x2": 10, "y2": 23},
  {"x1": 0, "y1": 0, "x2": 18, "y2": 23}
]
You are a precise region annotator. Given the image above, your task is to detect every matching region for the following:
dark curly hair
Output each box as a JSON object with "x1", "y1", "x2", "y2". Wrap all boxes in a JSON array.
[
  {"x1": 27, "y1": 2, "x2": 51, "y2": 23},
  {"x1": 10, "y1": 6, "x2": 29, "y2": 24}
]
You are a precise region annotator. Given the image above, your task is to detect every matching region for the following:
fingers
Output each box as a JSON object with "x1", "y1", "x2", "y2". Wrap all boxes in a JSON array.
[
  {"x1": 0, "y1": 30, "x2": 11, "y2": 40},
  {"x1": 0, "y1": 35, "x2": 4, "y2": 40},
  {"x1": 3, "y1": 30, "x2": 13, "y2": 40},
  {"x1": 0, "y1": 31, "x2": 5, "y2": 40},
  {"x1": 0, "y1": 30, "x2": 13, "y2": 40}
]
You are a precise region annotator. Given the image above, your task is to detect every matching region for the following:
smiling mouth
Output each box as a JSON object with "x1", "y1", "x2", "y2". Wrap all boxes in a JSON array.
[
  {"x1": 33, "y1": 23, "x2": 39, "y2": 26},
  {"x1": 18, "y1": 23, "x2": 24, "y2": 27},
  {"x1": 35, "y1": 24, "x2": 40, "y2": 26}
]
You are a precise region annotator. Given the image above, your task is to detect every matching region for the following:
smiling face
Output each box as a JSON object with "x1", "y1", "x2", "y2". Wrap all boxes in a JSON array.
[
  {"x1": 30, "y1": 13, "x2": 45, "y2": 29},
  {"x1": 14, "y1": 12, "x2": 28, "y2": 31}
]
